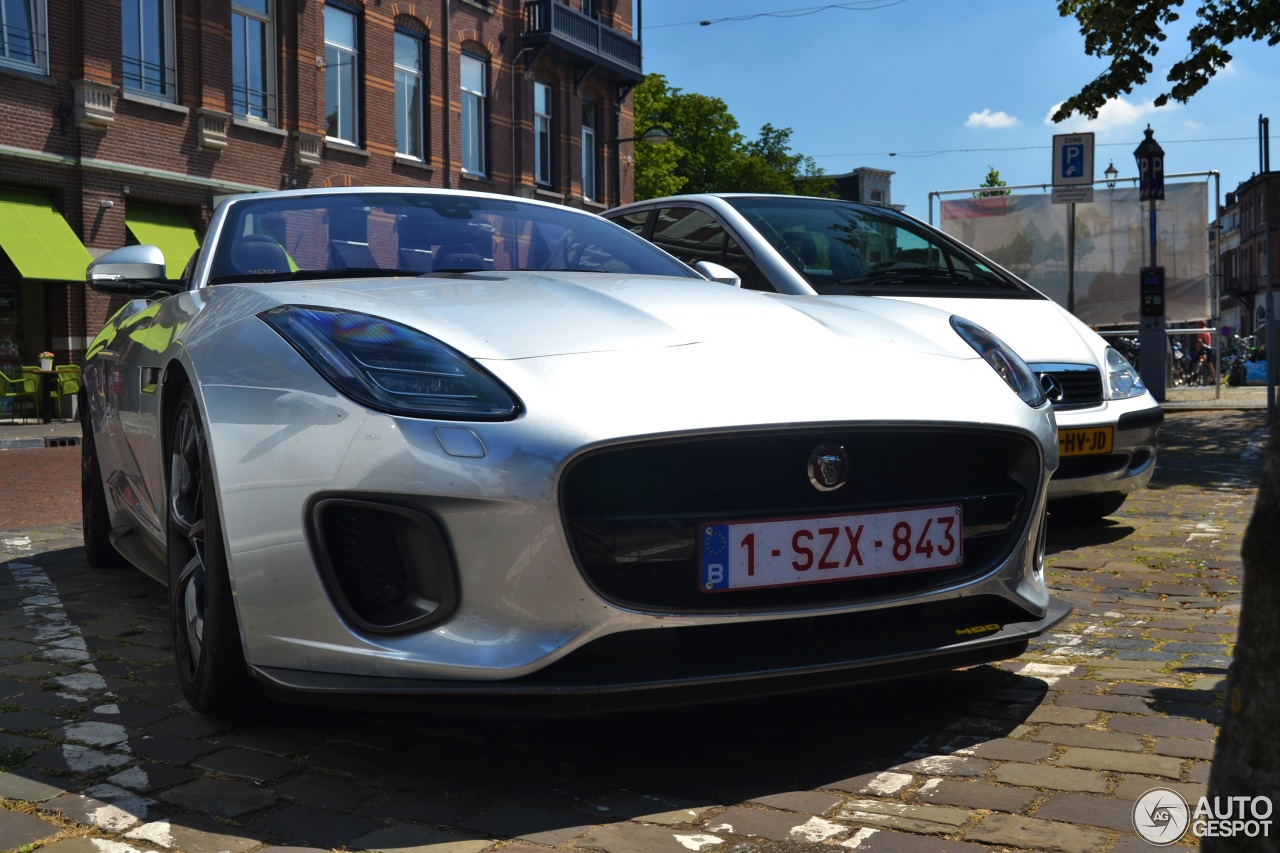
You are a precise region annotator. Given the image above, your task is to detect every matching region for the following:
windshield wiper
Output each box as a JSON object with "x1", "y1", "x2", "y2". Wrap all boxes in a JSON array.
[{"x1": 836, "y1": 268, "x2": 1017, "y2": 289}]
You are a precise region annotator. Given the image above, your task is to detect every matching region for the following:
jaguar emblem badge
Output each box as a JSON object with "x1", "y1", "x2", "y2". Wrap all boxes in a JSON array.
[{"x1": 808, "y1": 444, "x2": 848, "y2": 492}]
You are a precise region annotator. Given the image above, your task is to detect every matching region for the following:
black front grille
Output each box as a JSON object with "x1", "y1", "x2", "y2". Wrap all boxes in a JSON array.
[
  {"x1": 1056, "y1": 452, "x2": 1132, "y2": 479},
  {"x1": 310, "y1": 498, "x2": 458, "y2": 634},
  {"x1": 1033, "y1": 364, "x2": 1103, "y2": 410},
  {"x1": 561, "y1": 427, "x2": 1041, "y2": 612},
  {"x1": 322, "y1": 507, "x2": 410, "y2": 620}
]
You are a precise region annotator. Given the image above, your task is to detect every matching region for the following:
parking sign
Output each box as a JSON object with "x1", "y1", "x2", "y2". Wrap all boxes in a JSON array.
[{"x1": 1052, "y1": 133, "x2": 1094, "y2": 186}]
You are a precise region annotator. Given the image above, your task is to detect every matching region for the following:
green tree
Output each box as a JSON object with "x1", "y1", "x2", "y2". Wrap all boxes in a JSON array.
[
  {"x1": 631, "y1": 75, "x2": 686, "y2": 199},
  {"x1": 1053, "y1": 0, "x2": 1280, "y2": 121},
  {"x1": 974, "y1": 165, "x2": 1011, "y2": 198},
  {"x1": 632, "y1": 74, "x2": 743, "y2": 196},
  {"x1": 632, "y1": 75, "x2": 831, "y2": 199},
  {"x1": 733, "y1": 124, "x2": 835, "y2": 197}
]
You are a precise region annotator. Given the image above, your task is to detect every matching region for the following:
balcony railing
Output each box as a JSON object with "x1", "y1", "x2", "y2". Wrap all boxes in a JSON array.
[{"x1": 522, "y1": 0, "x2": 642, "y2": 82}]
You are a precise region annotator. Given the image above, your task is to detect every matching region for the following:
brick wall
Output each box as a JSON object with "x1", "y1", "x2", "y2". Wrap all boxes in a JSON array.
[{"x1": 0, "y1": 0, "x2": 639, "y2": 357}]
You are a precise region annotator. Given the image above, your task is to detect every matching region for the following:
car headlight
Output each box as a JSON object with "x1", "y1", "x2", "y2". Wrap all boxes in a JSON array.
[
  {"x1": 260, "y1": 306, "x2": 521, "y2": 420},
  {"x1": 950, "y1": 316, "x2": 1046, "y2": 408},
  {"x1": 1105, "y1": 346, "x2": 1146, "y2": 399}
]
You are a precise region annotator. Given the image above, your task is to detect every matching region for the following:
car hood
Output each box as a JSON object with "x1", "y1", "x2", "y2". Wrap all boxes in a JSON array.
[
  {"x1": 873, "y1": 296, "x2": 1106, "y2": 365},
  {"x1": 236, "y1": 273, "x2": 979, "y2": 363}
]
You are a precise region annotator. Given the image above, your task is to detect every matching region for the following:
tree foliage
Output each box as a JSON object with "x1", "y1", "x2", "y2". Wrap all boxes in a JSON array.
[
  {"x1": 632, "y1": 74, "x2": 832, "y2": 199},
  {"x1": 1054, "y1": 0, "x2": 1280, "y2": 121},
  {"x1": 974, "y1": 165, "x2": 1011, "y2": 198}
]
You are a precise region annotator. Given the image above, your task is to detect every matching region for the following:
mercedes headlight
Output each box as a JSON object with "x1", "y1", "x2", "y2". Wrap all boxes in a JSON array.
[
  {"x1": 1105, "y1": 346, "x2": 1146, "y2": 399},
  {"x1": 261, "y1": 306, "x2": 521, "y2": 420},
  {"x1": 951, "y1": 316, "x2": 1046, "y2": 408}
]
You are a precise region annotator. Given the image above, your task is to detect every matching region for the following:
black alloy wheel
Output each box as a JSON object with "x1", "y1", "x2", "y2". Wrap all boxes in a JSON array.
[{"x1": 167, "y1": 387, "x2": 261, "y2": 716}]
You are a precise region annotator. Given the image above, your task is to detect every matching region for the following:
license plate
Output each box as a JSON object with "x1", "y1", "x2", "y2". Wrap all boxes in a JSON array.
[
  {"x1": 1058, "y1": 426, "x2": 1114, "y2": 456},
  {"x1": 699, "y1": 504, "x2": 963, "y2": 593}
]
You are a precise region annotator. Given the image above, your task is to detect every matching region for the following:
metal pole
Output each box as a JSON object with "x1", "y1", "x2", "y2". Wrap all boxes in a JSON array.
[
  {"x1": 1265, "y1": 117, "x2": 1276, "y2": 422},
  {"x1": 1067, "y1": 203, "x2": 1075, "y2": 314},
  {"x1": 443, "y1": 0, "x2": 452, "y2": 188}
]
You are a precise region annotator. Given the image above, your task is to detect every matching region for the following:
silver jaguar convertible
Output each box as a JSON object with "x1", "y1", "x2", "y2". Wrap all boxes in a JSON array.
[{"x1": 82, "y1": 187, "x2": 1069, "y2": 716}]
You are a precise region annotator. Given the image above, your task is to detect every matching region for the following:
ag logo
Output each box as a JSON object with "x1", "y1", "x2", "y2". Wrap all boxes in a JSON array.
[
  {"x1": 1133, "y1": 787, "x2": 1190, "y2": 845},
  {"x1": 808, "y1": 444, "x2": 848, "y2": 492}
]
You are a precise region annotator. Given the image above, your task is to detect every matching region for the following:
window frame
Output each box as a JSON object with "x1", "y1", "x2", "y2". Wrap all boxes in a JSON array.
[
  {"x1": 0, "y1": 0, "x2": 46, "y2": 73},
  {"x1": 394, "y1": 27, "x2": 426, "y2": 159},
  {"x1": 324, "y1": 2, "x2": 361, "y2": 145},
  {"x1": 534, "y1": 81, "x2": 553, "y2": 186},
  {"x1": 231, "y1": 0, "x2": 275, "y2": 123},
  {"x1": 460, "y1": 51, "x2": 488, "y2": 176},
  {"x1": 122, "y1": 0, "x2": 177, "y2": 100},
  {"x1": 581, "y1": 101, "x2": 598, "y2": 202}
]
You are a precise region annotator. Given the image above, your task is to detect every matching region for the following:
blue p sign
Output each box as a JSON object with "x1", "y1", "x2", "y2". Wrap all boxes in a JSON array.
[{"x1": 1062, "y1": 144, "x2": 1085, "y2": 179}]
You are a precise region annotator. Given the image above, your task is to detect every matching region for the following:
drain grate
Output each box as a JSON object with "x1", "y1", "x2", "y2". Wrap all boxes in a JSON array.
[{"x1": 44, "y1": 436, "x2": 81, "y2": 448}]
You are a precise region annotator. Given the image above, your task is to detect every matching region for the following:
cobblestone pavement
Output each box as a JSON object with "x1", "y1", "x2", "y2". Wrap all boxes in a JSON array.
[{"x1": 0, "y1": 409, "x2": 1266, "y2": 853}]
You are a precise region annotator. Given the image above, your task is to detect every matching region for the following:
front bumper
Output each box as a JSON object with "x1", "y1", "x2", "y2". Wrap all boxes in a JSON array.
[
  {"x1": 1048, "y1": 401, "x2": 1164, "y2": 500},
  {"x1": 254, "y1": 596, "x2": 1073, "y2": 714}
]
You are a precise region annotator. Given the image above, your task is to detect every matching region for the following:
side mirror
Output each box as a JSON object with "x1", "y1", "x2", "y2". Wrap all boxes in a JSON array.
[
  {"x1": 694, "y1": 260, "x2": 742, "y2": 288},
  {"x1": 87, "y1": 245, "x2": 182, "y2": 296}
]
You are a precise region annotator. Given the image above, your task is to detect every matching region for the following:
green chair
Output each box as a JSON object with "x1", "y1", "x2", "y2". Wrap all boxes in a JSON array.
[
  {"x1": 20, "y1": 366, "x2": 44, "y2": 421},
  {"x1": 0, "y1": 371, "x2": 38, "y2": 423},
  {"x1": 51, "y1": 365, "x2": 80, "y2": 420}
]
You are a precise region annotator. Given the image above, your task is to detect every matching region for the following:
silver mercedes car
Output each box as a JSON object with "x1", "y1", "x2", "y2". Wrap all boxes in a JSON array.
[
  {"x1": 82, "y1": 187, "x2": 1068, "y2": 716},
  {"x1": 605, "y1": 194, "x2": 1164, "y2": 521}
]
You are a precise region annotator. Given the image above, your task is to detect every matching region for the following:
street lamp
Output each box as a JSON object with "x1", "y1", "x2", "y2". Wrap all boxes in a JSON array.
[
  {"x1": 607, "y1": 127, "x2": 671, "y2": 146},
  {"x1": 603, "y1": 126, "x2": 670, "y2": 205},
  {"x1": 1105, "y1": 161, "x2": 1118, "y2": 188},
  {"x1": 1133, "y1": 125, "x2": 1166, "y2": 401}
]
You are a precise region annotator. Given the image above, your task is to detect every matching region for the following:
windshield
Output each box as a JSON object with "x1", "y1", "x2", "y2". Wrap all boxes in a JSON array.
[
  {"x1": 726, "y1": 196, "x2": 1040, "y2": 299},
  {"x1": 207, "y1": 191, "x2": 697, "y2": 285}
]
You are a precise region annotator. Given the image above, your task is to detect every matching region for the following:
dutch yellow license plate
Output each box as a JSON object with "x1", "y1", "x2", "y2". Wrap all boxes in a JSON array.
[{"x1": 1059, "y1": 426, "x2": 1114, "y2": 456}]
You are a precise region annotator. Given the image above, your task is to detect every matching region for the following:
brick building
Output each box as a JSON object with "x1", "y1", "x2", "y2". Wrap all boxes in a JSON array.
[
  {"x1": 0, "y1": 0, "x2": 643, "y2": 375},
  {"x1": 1217, "y1": 171, "x2": 1279, "y2": 343}
]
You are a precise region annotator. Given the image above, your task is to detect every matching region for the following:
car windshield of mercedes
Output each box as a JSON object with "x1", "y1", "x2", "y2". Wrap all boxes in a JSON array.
[{"x1": 724, "y1": 195, "x2": 1042, "y2": 299}]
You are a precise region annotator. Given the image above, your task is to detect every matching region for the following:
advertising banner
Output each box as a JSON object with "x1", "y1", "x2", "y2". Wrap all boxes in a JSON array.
[{"x1": 940, "y1": 183, "x2": 1210, "y2": 328}]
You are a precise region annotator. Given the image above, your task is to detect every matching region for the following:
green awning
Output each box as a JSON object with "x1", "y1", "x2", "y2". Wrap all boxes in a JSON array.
[
  {"x1": 125, "y1": 205, "x2": 201, "y2": 279},
  {"x1": 0, "y1": 189, "x2": 94, "y2": 282}
]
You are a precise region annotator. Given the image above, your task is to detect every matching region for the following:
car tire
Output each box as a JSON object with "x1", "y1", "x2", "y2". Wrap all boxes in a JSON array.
[
  {"x1": 1050, "y1": 492, "x2": 1128, "y2": 520},
  {"x1": 167, "y1": 388, "x2": 263, "y2": 717},
  {"x1": 81, "y1": 395, "x2": 127, "y2": 570}
]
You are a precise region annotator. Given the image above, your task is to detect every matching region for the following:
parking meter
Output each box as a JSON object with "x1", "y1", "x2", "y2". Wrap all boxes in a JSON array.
[{"x1": 1139, "y1": 266, "x2": 1166, "y2": 400}]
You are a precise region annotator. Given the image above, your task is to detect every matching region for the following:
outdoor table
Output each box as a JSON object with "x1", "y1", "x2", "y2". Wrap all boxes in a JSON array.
[{"x1": 30, "y1": 368, "x2": 59, "y2": 424}]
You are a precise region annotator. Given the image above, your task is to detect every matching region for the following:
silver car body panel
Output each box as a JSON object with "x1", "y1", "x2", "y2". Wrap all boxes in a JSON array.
[{"x1": 82, "y1": 187, "x2": 1064, "y2": 698}]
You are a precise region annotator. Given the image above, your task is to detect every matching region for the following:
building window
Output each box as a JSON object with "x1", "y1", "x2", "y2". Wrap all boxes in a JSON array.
[
  {"x1": 534, "y1": 82, "x2": 553, "y2": 186},
  {"x1": 581, "y1": 102, "x2": 598, "y2": 202},
  {"x1": 460, "y1": 52, "x2": 487, "y2": 175},
  {"x1": 0, "y1": 0, "x2": 45, "y2": 72},
  {"x1": 394, "y1": 29, "x2": 425, "y2": 159},
  {"x1": 122, "y1": 0, "x2": 176, "y2": 99},
  {"x1": 232, "y1": 0, "x2": 274, "y2": 122},
  {"x1": 325, "y1": 3, "x2": 360, "y2": 144}
]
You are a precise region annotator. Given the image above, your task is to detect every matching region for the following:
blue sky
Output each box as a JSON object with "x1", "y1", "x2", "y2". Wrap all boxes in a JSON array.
[{"x1": 636, "y1": 0, "x2": 1279, "y2": 219}]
